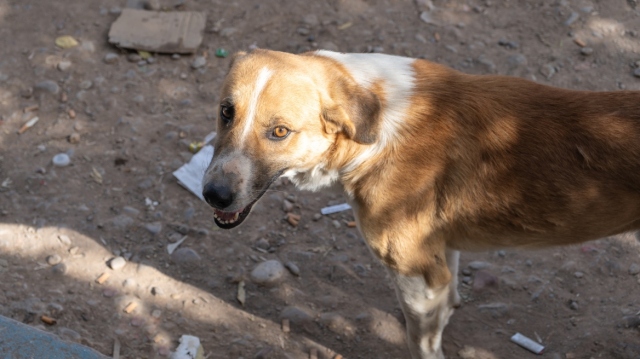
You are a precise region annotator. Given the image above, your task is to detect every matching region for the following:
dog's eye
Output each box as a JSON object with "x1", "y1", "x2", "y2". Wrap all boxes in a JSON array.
[
  {"x1": 220, "y1": 105, "x2": 234, "y2": 125},
  {"x1": 270, "y1": 126, "x2": 290, "y2": 140}
]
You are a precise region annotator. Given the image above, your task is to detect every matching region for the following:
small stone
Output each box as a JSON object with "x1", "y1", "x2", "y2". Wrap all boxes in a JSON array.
[
  {"x1": 151, "y1": 309, "x2": 162, "y2": 318},
  {"x1": 284, "y1": 261, "x2": 300, "y2": 277},
  {"x1": 574, "y1": 271, "x2": 584, "y2": 278},
  {"x1": 144, "y1": 222, "x2": 162, "y2": 235},
  {"x1": 104, "y1": 53, "x2": 119, "y2": 64},
  {"x1": 296, "y1": 27, "x2": 310, "y2": 36},
  {"x1": 250, "y1": 260, "x2": 286, "y2": 286},
  {"x1": 122, "y1": 206, "x2": 140, "y2": 217},
  {"x1": 279, "y1": 306, "x2": 314, "y2": 325},
  {"x1": 57, "y1": 60, "x2": 72, "y2": 71},
  {"x1": 57, "y1": 235, "x2": 71, "y2": 246},
  {"x1": 498, "y1": 39, "x2": 519, "y2": 49},
  {"x1": 507, "y1": 54, "x2": 527, "y2": 68},
  {"x1": 68, "y1": 133, "x2": 80, "y2": 144},
  {"x1": 191, "y1": 56, "x2": 206, "y2": 69},
  {"x1": 568, "y1": 299, "x2": 579, "y2": 311},
  {"x1": 468, "y1": 261, "x2": 490, "y2": 270},
  {"x1": 35, "y1": 80, "x2": 60, "y2": 95},
  {"x1": 111, "y1": 214, "x2": 134, "y2": 229},
  {"x1": 122, "y1": 278, "x2": 137, "y2": 289},
  {"x1": 633, "y1": 68, "x2": 640, "y2": 78},
  {"x1": 127, "y1": 53, "x2": 141, "y2": 63},
  {"x1": 565, "y1": 11, "x2": 580, "y2": 26},
  {"x1": 540, "y1": 63, "x2": 556, "y2": 79},
  {"x1": 255, "y1": 238, "x2": 270, "y2": 250},
  {"x1": 170, "y1": 247, "x2": 201, "y2": 264},
  {"x1": 472, "y1": 270, "x2": 498, "y2": 291},
  {"x1": 172, "y1": 53, "x2": 181, "y2": 60},
  {"x1": 282, "y1": 199, "x2": 294, "y2": 212},
  {"x1": 461, "y1": 268, "x2": 472, "y2": 276},
  {"x1": 151, "y1": 287, "x2": 164, "y2": 297},
  {"x1": 332, "y1": 220, "x2": 341, "y2": 229},
  {"x1": 46, "y1": 254, "x2": 62, "y2": 266},
  {"x1": 302, "y1": 14, "x2": 319, "y2": 27},
  {"x1": 52, "y1": 153, "x2": 71, "y2": 167},
  {"x1": 55, "y1": 35, "x2": 79, "y2": 49},
  {"x1": 580, "y1": 47, "x2": 593, "y2": 56},
  {"x1": 0, "y1": 259, "x2": 8, "y2": 267},
  {"x1": 629, "y1": 263, "x2": 640, "y2": 275},
  {"x1": 52, "y1": 263, "x2": 67, "y2": 275},
  {"x1": 109, "y1": 256, "x2": 127, "y2": 271}
]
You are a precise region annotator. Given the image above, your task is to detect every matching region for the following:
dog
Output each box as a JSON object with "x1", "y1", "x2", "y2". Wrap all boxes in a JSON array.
[{"x1": 201, "y1": 49, "x2": 640, "y2": 359}]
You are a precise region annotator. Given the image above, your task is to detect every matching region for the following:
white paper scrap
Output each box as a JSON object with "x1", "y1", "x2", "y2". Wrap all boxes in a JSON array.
[
  {"x1": 171, "y1": 334, "x2": 204, "y2": 359},
  {"x1": 172, "y1": 145, "x2": 214, "y2": 201},
  {"x1": 510, "y1": 332, "x2": 544, "y2": 354},
  {"x1": 321, "y1": 203, "x2": 352, "y2": 215}
]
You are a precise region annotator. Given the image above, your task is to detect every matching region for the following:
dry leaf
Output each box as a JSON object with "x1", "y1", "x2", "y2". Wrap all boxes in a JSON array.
[
  {"x1": 91, "y1": 167, "x2": 103, "y2": 184},
  {"x1": 237, "y1": 280, "x2": 246, "y2": 306}
]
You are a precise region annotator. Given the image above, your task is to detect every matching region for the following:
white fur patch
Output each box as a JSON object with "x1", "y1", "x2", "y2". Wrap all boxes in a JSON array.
[
  {"x1": 315, "y1": 51, "x2": 416, "y2": 175},
  {"x1": 241, "y1": 67, "x2": 273, "y2": 144}
]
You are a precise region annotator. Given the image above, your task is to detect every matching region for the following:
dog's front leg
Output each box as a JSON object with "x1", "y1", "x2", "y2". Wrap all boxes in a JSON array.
[{"x1": 391, "y1": 249, "x2": 460, "y2": 359}]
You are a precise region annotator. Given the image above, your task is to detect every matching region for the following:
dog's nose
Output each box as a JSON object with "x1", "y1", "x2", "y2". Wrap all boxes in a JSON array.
[{"x1": 202, "y1": 182, "x2": 234, "y2": 209}]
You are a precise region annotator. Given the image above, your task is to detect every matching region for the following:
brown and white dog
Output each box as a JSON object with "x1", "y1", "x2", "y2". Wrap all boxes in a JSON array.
[{"x1": 201, "y1": 49, "x2": 640, "y2": 358}]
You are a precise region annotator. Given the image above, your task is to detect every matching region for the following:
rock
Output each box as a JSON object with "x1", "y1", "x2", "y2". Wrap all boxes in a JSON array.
[
  {"x1": 52, "y1": 153, "x2": 71, "y2": 167},
  {"x1": 170, "y1": 247, "x2": 201, "y2": 264},
  {"x1": 35, "y1": 80, "x2": 60, "y2": 95},
  {"x1": 284, "y1": 261, "x2": 300, "y2": 277},
  {"x1": 574, "y1": 271, "x2": 584, "y2": 278},
  {"x1": 191, "y1": 56, "x2": 206, "y2": 69},
  {"x1": 122, "y1": 278, "x2": 137, "y2": 289},
  {"x1": 250, "y1": 260, "x2": 286, "y2": 286},
  {"x1": 138, "y1": 178, "x2": 153, "y2": 189},
  {"x1": 104, "y1": 53, "x2": 119, "y2": 64},
  {"x1": 151, "y1": 309, "x2": 162, "y2": 318},
  {"x1": 0, "y1": 259, "x2": 8, "y2": 267},
  {"x1": 319, "y1": 312, "x2": 354, "y2": 335},
  {"x1": 279, "y1": 306, "x2": 314, "y2": 325},
  {"x1": 472, "y1": 270, "x2": 498, "y2": 291},
  {"x1": 57, "y1": 235, "x2": 71, "y2": 246},
  {"x1": 634, "y1": 68, "x2": 640, "y2": 78},
  {"x1": 151, "y1": 287, "x2": 164, "y2": 296},
  {"x1": 111, "y1": 214, "x2": 134, "y2": 229},
  {"x1": 565, "y1": 11, "x2": 580, "y2": 26},
  {"x1": 320, "y1": 41, "x2": 339, "y2": 52},
  {"x1": 122, "y1": 206, "x2": 140, "y2": 217},
  {"x1": 51, "y1": 263, "x2": 67, "y2": 275},
  {"x1": 313, "y1": 213, "x2": 322, "y2": 221},
  {"x1": 144, "y1": 222, "x2": 162, "y2": 235},
  {"x1": 46, "y1": 254, "x2": 62, "y2": 266},
  {"x1": 57, "y1": 60, "x2": 72, "y2": 71},
  {"x1": 296, "y1": 27, "x2": 310, "y2": 36},
  {"x1": 109, "y1": 256, "x2": 127, "y2": 271},
  {"x1": 507, "y1": 54, "x2": 527, "y2": 68},
  {"x1": 332, "y1": 220, "x2": 341, "y2": 229},
  {"x1": 108, "y1": 9, "x2": 206, "y2": 54},
  {"x1": 67, "y1": 133, "x2": 80, "y2": 144},
  {"x1": 629, "y1": 263, "x2": 640, "y2": 275},
  {"x1": 540, "y1": 63, "x2": 556, "y2": 79},
  {"x1": 568, "y1": 299, "x2": 579, "y2": 311},
  {"x1": 498, "y1": 39, "x2": 519, "y2": 49},
  {"x1": 580, "y1": 47, "x2": 593, "y2": 56},
  {"x1": 255, "y1": 238, "x2": 270, "y2": 251},
  {"x1": 302, "y1": 14, "x2": 319, "y2": 27},
  {"x1": 282, "y1": 199, "x2": 294, "y2": 212},
  {"x1": 468, "y1": 261, "x2": 490, "y2": 270}
]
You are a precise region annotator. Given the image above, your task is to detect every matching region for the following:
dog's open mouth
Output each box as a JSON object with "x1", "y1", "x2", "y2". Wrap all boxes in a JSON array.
[{"x1": 212, "y1": 201, "x2": 256, "y2": 229}]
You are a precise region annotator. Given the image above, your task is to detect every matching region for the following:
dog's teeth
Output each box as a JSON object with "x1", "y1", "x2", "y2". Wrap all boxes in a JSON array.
[{"x1": 233, "y1": 213, "x2": 239, "y2": 221}]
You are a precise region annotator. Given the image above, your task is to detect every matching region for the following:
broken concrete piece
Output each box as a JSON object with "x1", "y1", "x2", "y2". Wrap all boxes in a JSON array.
[{"x1": 108, "y1": 9, "x2": 206, "y2": 54}]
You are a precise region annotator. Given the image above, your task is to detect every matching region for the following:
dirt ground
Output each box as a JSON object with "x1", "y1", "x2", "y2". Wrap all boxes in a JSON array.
[{"x1": 1, "y1": 0, "x2": 640, "y2": 358}]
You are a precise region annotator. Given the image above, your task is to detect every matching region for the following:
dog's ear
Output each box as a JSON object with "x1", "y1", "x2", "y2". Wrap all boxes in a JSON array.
[{"x1": 322, "y1": 79, "x2": 382, "y2": 144}]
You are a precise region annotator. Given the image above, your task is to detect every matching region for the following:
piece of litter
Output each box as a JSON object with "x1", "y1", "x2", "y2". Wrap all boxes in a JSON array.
[
  {"x1": 108, "y1": 9, "x2": 206, "y2": 54},
  {"x1": 113, "y1": 338, "x2": 121, "y2": 359},
  {"x1": 282, "y1": 319, "x2": 290, "y2": 333},
  {"x1": 237, "y1": 280, "x2": 246, "y2": 306},
  {"x1": 171, "y1": 335, "x2": 205, "y2": 359},
  {"x1": 18, "y1": 116, "x2": 39, "y2": 134},
  {"x1": 510, "y1": 332, "x2": 544, "y2": 354},
  {"x1": 173, "y1": 145, "x2": 214, "y2": 201},
  {"x1": 123, "y1": 301, "x2": 138, "y2": 314},
  {"x1": 41, "y1": 315, "x2": 57, "y2": 325},
  {"x1": 96, "y1": 272, "x2": 110, "y2": 284},
  {"x1": 321, "y1": 203, "x2": 352, "y2": 215},
  {"x1": 55, "y1": 35, "x2": 79, "y2": 49},
  {"x1": 167, "y1": 236, "x2": 187, "y2": 255}
]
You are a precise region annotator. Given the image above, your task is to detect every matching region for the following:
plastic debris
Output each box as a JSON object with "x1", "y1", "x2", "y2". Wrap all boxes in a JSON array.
[
  {"x1": 320, "y1": 203, "x2": 351, "y2": 215},
  {"x1": 167, "y1": 236, "x2": 187, "y2": 255},
  {"x1": 52, "y1": 153, "x2": 71, "y2": 167},
  {"x1": 171, "y1": 335, "x2": 204, "y2": 359},
  {"x1": 55, "y1": 35, "x2": 79, "y2": 49},
  {"x1": 510, "y1": 332, "x2": 544, "y2": 354},
  {"x1": 215, "y1": 48, "x2": 228, "y2": 58}
]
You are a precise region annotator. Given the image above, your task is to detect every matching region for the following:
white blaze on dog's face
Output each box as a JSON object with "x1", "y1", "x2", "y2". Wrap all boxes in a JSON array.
[{"x1": 201, "y1": 50, "x2": 377, "y2": 229}]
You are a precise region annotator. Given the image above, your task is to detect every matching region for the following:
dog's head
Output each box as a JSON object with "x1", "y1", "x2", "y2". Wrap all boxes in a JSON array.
[{"x1": 201, "y1": 49, "x2": 381, "y2": 229}]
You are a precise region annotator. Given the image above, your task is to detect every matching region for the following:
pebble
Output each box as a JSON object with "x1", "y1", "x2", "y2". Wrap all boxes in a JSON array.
[
  {"x1": 284, "y1": 261, "x2": 300, "y2": 277},
  {"x1": 35, "y1": 80, "x2": 60, "y2": 95},
  {"x1": 171, "y1": 54, "x2": 181, "y2": 60},
  {"x1": 191, "y1": 56, "x2": 207, "y2": 69},
  {"x1": 122, "y1": 206, "x2": 140, "y2": 217},
  {"x1": 144, "y1": 222, "x2": 162, "y2": 235},
  {"x1": 0, "y1": 259, "x2": 8, "y2": 267},
  {"x1": 57, "y1": 60, "x2": 72, "y2": 71},
  {"x1": 122, "y1": 278, "x2": 137, "y2": 289},
  {"x1": 250, "y1": 260, "x2": 286, "y2": 286},
  {"x1": 279, "y1": 306, "x2": 314, "y2": 325},
  {"x1": 498, "y1": 39, "x2": 519, "y2": 49},
  {"x1": 46, "y1": 254, "x2": 62, "y2": 266},
  {"x1": 282, "y1": 199, "x2": 294, "y2": 212},
  {"x1": 151, "y1": 309, "x2": 162, "y2": 318},
  {"x1": 633, "y1": 68, "x2": 640, "y2": 78},
  {"x1": 255, "y1": 238, "x2": 270, "y2": 251},
  {"x1": 51, "y1": 263, "x2": 67, "y2": 275},
  {"x1": 574, "y1": 271, "x2": 584, "y2": 278},
  {"x1": 472, "y1": 270, "x2": 498, "y2": 291},
  {"x1": 68, "y1": 133, "x2": 80, "y2": 144},
  {"x1": 57, "y1": 235, "x2": 71, "y2": 246},
  {"x1": 52, "y1": 153, "x2": 71, "y2": 167},
  {"x1": 127, "y1": 54, "x2": 142, "y2": 63},
  {"x1": 302, "y1": 14, "x2": 319, "y2": 27},
  {"x1": 565, "y1": 11, "x2": 580, "y2": 26},
  {"x1": 104, "y1": 53, "x2": 119, "y2": 64},
  {"x1": 332, "y1": 220, "x2": 341, "y2": 229},
  {"x1": 296, "y1": 27, "x2": 310, "y2": 36},
  {"x1": 151, "y1": 287, "x2": 164, "y2": 297},
  {"x1": 580, "y1": 47, "x2": 593, "y2": 56},
  {"x1": 540, "y1": 63, "x2": 556, "y2": 79},
  {"x1": 170, "y1": 247, "x2": 201, "y2": 264},
  {"x1": 111, "y1": 214, "x2": 134, "y2": 230},
  {"x1": 79, "y1": 80, "x2": 93, "y2": 90},
  {"x1": 629, "y1": 263, "x2": 640, "y2": 275},
  {"x1": 468, "y1": 261, "x2": 490, "y2": 270},
  {"x1": 109, "y1": 256, "x2": 127, "y2": 271},
  {"x1": 568, "y1": 299, "x2": 579, "y2": 311}
]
